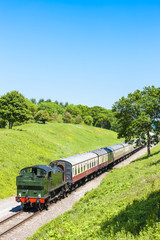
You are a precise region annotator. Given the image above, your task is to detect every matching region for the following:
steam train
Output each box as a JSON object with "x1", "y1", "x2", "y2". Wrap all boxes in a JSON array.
[{"x1": 16, "y1": 140, "x2": 142, "y2": 210}]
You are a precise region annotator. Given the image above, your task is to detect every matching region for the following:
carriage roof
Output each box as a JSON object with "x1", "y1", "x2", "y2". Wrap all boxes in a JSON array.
[
  {"x1": 106, "y1": 143, "x2": 125, "y2": 151},
  {"x1": 60, "y1": 152, "x2": 97, "y2": 166},
  {"x1": 91, "y1": 147, "x2": 112, "y2": 156}
]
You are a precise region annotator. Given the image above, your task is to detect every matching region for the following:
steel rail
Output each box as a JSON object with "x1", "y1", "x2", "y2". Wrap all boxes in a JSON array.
[
  {"x1": 0, "y1": 211, "x2": 39, "y2": 238},
  {"x1": 0, "y1": 211, "x2": 23, "y2": 225}
]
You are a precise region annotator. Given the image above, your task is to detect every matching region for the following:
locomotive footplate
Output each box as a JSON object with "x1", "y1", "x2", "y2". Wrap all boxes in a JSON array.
[{"x1": 15, "y1": 197, "x2": 45, "y2": 204}]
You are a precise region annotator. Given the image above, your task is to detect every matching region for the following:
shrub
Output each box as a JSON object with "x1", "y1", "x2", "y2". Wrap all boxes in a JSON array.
[
  {"x1": 75, "y1": 115, "x2": 82, "y2": 124},
  {"x1": 84, "y1": 116, "x2": 93, "y2": 126},
  {"x1": 34, "y1": 110, "x2": 49, "y2": 124},
  {"x1": 63, "y1": 112, "x2": 72, "y2": 123}
]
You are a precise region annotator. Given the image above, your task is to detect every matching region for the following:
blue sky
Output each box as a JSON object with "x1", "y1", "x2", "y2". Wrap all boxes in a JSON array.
[{"x1": 0, "y1": 0, "x2": 159, "y2": 109}]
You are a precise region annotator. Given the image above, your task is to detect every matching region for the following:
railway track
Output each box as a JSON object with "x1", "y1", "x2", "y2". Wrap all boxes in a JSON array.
[{"x1": 0, "y1": 210, "x2": 38, "y2": 238}]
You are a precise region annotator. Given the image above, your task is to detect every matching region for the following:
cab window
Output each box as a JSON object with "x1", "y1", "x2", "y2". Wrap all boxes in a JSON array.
[{"x1": 48, "y1": 171, "x2": 52, "y2": 179}]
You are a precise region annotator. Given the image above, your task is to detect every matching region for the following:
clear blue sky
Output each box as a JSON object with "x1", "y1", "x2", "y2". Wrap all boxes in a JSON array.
[{"x1": 0, "y1": 0, "x2": 159, "y2": 109}]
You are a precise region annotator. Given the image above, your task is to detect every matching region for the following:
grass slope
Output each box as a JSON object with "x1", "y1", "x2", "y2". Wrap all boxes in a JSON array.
[
  {"x1": 29, "y1": 144, "x2": 160, "y2": 240},
  {"x1": 0, "y1": 122, "x2": 121, "y2": 199}
]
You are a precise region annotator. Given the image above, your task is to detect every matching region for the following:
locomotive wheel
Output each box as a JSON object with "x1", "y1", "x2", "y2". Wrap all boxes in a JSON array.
[
  {"x1": 39, "y1": 203, "x2": 44, "y2": 211},
  {"x1": 39, "y1": 203, "x2": 43, "y2": 211},
  {"x1": 22, "y1": 203, "x2": 29, "y2": 211},
  {"x1": 36, "y1": 201, "x2": 43, "y2": 211}
]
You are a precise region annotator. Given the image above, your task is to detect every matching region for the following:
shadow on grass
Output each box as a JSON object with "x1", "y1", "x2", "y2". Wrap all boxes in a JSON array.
[
  {"x1": 101, "y1": 190, "x2": 160, "y2": 236},
  {"x1": 131, "y1": 149, "x2": 160, "y2": 164},
  {"x1": 149, "y1": 159, "x2": 160, "y2": 166},
  {"x1": 14, "y1": 128, "x2": 27, "y2": 131}
]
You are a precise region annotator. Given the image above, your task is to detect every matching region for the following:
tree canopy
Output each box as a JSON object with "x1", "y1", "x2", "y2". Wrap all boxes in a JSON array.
[
  {"x1": 112, "y1": 86, "x2": 160, "y2": 156},
  {"x1": 0, "y1": 91, "x2": 30, "y2": 129},
  {"x1": 37, "y1": 102, "x2": 64, "y2": 115}
]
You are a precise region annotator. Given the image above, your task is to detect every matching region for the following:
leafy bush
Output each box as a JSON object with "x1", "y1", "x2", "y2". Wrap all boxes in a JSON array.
[
  {"x1": 63, "y1": 112, "x2": 72, "y2": 123},
  {"x1": 75, "y1": 115, "x2": 82, "y2": 124},
  {"x1": 84, "y1": 116, "x2": 93, "y2": 126},
  {"x1": 50, "y1": 113, "x2": 58, "y2": 121},
  {"x1": 34, "y1": 110, "x2": 49, "y2": 124}
]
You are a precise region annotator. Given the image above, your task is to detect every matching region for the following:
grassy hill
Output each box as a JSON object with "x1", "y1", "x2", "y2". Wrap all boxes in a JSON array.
[
  {"x1": 29, "y1": 143, "x2": 160, "y2": 240},
  {"x1": 0, "y1": 122, "x2": 122, "y2": 199}
]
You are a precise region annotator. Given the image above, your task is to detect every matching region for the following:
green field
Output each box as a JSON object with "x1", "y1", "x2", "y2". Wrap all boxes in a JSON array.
[
  {"x1": 29, "y1": 143, "x2": 160, "y2": 240},
  {"x1": 0, "y1": 122, "x2": 121, "y2": 199}
]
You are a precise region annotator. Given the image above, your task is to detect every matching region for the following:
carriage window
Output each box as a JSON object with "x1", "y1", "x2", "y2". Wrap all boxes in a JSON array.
[
  {"x1": 75, "y1": 166, "x2": 77, "y2": 175},
  {"x1": 78, "y1": 165, "x2": 80, "y2": 174},
  {"x1": 84, "y1": 164, "x2": 86, "y2": 171},
  {"x1": 72, "y1": 167, "x2": 75, "y2": 177},
  {"x1": 81, "y1": 164, "x2": 83, "y2": 173},
  {"x1": 87, "y1": 161, "x2": 89, "y2": 169}
]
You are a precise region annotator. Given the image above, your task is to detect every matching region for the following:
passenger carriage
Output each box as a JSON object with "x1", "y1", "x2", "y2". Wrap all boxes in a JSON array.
[{"x1": 50, "y1": 152, "x2": 99, "y2": 184}]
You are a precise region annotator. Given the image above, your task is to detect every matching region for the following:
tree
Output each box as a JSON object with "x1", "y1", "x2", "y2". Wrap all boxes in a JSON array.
[
  {"x1": 77, "y1": 104, "x2": 90, "y2": 119},
  {"x1": 84, "y1": 116, "x2": 93, "y2": 126},
  {"x1": 95, "y1": 114, "x2": 111, "y2": 129},
  {"x1": 30, "y1": 98, "x2": 37, "y2": 105},
  {"x1": 112, "y1": 86, "x2": 160, "y2": 157},
  {"x1": 0, "y1": 91, "x2": 30, "y2": 129},
  {"x1": 65, "y1": 104, "x2": 82, "y2": 117},
  {"x1": 106, "y1": 110, "x2": 120, "y2": 132},
  {"x1": 28, "y1": 100, "x2": 37, "y2": 118},
  {"x1": 75, "y1": 115, "x2": 82, "y2": 124},
  {"x1": 34, "y1": 110, "x2": 49, "y2": 124},
  {"x1": 63, "y1": 112, "x2": 72, "y2": 123},
  {"x1": 64, "y1": 102, "x2": 69, "y2": 108},
  {"x1": 0, "y1": 118, "x2": 7, "y2": 128},
  {"x1": 90, "y1": 106, "x2": 109, "y2": 126},
  {"x1": 37, "y1": 102, "x2": 64, "y2": 115},
  {"x1": 59, "y1": 102, "x2": 64, "y2": 107},
  {"x1": 46, "y1": 99, "x2": 52, "y2": 102},
  {"x1": 38, "y1": 98, "x2": 45, "y2": 104}
]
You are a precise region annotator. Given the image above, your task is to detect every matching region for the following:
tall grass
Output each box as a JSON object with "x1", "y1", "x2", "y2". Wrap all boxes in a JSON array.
[
  {"x1": 0, "y1": 122, "x2": 121, "y2": 199},
  {"x1": 29, "y1": 143, "x2": 160, "y2": 240}
]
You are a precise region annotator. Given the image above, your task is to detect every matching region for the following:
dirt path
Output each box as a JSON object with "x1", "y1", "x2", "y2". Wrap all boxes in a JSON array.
[{"x1": 0, "y1": 147, "x2": 149, "y2": 240}]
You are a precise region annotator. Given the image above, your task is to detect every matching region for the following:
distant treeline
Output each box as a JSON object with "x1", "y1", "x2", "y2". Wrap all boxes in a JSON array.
[{"x1": 0, "y1": 91, "x2": 119, "y2": 131}]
